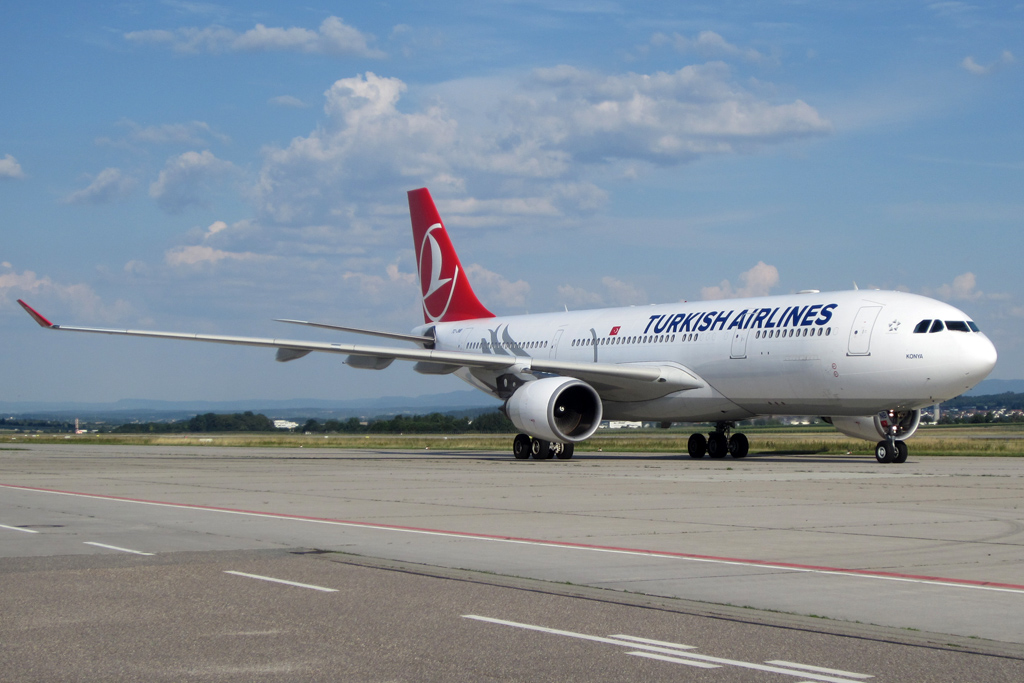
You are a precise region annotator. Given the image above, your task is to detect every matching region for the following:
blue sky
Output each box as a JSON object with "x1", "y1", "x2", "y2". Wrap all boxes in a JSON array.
[{"x1": 2, "y1": 1, "x2": 1022, "y2": 404}]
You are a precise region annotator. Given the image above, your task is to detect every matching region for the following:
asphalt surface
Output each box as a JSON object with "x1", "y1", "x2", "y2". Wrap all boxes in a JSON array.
[{"x1": 1, "y1": 443, "x2": 1023, "y2": 681}]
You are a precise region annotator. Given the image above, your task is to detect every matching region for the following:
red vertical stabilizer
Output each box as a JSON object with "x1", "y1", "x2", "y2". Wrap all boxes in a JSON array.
[{"x1": 408, "y1": 188, "x2": 494, "y2": 324}]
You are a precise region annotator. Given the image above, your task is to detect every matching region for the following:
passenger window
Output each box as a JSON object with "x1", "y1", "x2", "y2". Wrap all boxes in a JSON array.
[
  {"x1": 914, "y1": 320, "x2": 931, "y2": 334},
  {"x1": 929, "y1": 320, "x2": 945, "y2": 333},
  {"x1": 945, "y1": 321, "x2": 970, "y2": 332}
]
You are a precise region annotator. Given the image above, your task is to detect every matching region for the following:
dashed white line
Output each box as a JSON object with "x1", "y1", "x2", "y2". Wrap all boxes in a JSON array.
[
  {"x1": 0, "y1": 523, "x2": 39, "y2": 534},
  {"x1": 627, "y1": 651, "x2": 720, "y2": 668},
  {"x1": 224, "y1": 570, "x2": 338, "y2": 592},
  {"x1": 464, "y1": 615, "x2": 873, "y2": 683},
  {"x1": 83, "y1": 542, "x2": 155, "y2": 556},
  {"x1": 609, "y1": 634, "x2": 696, "y2": 650},
  {"x1": 5, "y1": 483, "x2": 1023, "y2": 596},
  {"x1": 766, "y1": 660, "x2": 873, "y2": 679}
]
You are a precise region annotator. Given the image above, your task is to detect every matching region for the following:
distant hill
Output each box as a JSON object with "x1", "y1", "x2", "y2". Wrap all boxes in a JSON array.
[
  {"x1": 5, "y1": 379, "x2": 1017, "y2": 424},
  {"x1": 0, "y1": 390, "x2": 502, "y2": 423},
  {"x1": 964, "y1": 379, "x2": 1024, "y2": 396}
]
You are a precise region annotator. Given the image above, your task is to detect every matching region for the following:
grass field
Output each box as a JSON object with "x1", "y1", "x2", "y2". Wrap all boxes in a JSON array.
[{"x1": 7, "y1": 424, "x2": 1024, "y2": 457}]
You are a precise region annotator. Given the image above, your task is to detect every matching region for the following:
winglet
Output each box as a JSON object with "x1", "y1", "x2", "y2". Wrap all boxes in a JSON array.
[{"x1": 17, "y1": 300, "x2": 56, "y2": 328}]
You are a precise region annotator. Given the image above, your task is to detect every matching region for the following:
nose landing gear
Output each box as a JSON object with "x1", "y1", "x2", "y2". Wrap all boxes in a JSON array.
[{"x1": 875, "y1": 438, "x2": 908, "y2": 463}]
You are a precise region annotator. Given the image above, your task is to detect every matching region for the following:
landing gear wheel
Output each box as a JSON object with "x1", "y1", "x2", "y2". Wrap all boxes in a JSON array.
[
  {"x1": 875, "y1": 440, "x2": 896, "y2": 463},
  {"x1": 555, "y1": 443, "x2": 575, "y2": 460},
  {"x1": 687, "y1": 433, "x2": 707, "y2": 459},
  {"x1": 531, "y1": 438, "x2": 553, "y2": 460},
  {"x1": 893, "y1": 440, "x2": 908, "y2": 464},
  {"x1": 513, "y1": 434, "x2": 531, "y2": 460},
  {"x1": 707, "y1": 432, "x2": 728, "y2": 458},
  {"x1": 728, "y1": 433, "x2": 749, "y2": 458}
]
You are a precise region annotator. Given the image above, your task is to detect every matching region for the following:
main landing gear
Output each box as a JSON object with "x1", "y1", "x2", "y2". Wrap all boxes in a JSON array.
[
  {"x1": 687, "y1": 422, "x2": 749, "y2": 459},
  {"x1": 513, "y1": 433, "x2": 574, "y2": 460},
  {"x1": 874, "y1": 438, "x2": 908, "y2": 464}
]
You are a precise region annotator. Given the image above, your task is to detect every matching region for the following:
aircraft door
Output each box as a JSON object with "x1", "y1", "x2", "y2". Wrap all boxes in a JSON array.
[
  {"x1": 730, "y1": 329, "x2": 750, "y2": 359},
  {"x1": 847, "y1": 306, "x2": 882, "y2": 356},
  {"x1": 549, "y1": 327, "x2": 565, "y2": 359}
]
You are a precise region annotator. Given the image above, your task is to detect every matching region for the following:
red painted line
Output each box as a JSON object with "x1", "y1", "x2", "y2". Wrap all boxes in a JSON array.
[{"x1": 4, "y1": 481, "x2": 1024, "y2": 593}]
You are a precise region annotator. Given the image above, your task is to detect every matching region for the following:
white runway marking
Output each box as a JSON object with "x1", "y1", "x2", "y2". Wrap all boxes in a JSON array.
[
  {"x1": 0, "y1": 523, "x2": 39, "y2": 534},
  {"x1": 609, "y1": 634, "x2": 697, "y2": 649},
  {"x1": 4, "y1": 483, "x2": 1023, "y2": 596},
  {"x1": 83, "y1": 542, "x2": 155, "y2": 556},
  {"x1": 224, "y1": 570, "x2": 338, "y2": 592},
  {"x1": 464, "y1": 615, "x2": 874, "y2": 682},
  {"x1": 766, "y1": 660, "x2": 874, "y2": 679},
  {"x1": 627, "y1": 651, "x2": 720, "y2": 668}
]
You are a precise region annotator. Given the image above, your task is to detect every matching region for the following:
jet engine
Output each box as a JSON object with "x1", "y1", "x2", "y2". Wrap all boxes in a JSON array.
[
  {"x1": 505, "y1": 377, "x2": 603, "y2": 443},
  {"x1": 824, "y1": 409, "x2": 921, "y2": 442}
]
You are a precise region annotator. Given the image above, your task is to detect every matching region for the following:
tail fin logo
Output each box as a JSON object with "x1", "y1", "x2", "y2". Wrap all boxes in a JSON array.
[{"x1": 419, "y1": 223, "x2": 459, "y2": 322}]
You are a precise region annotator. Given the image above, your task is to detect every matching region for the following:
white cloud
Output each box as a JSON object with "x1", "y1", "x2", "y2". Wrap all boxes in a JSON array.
[
  {"x1": 558, "y1": 284, "x2": 605, "y2": 309},
  {"x1": 521, "y1": 64, "x2": 830, "y2": 166},
  {"x1": 601, "y1": 276, "x2": 648, "y2": 306},
  {"x1": 653, "y1": 30, "x2": 767, "y2": 63},
  {"x1": 464, "y1": 264, "x2": 530, "y2": 309},
  {"x1": 254, "y1": 67, "x2": 828, "y2": 230},
  {"x1": 255, "y1": 72, "x2": 460, "y2": 224},
  {"x1": 63, "y1": 168, "x2": 137, "y2": 205},
  {"x1": 557, "y1": 276, "x2": 647, "y2": 309},
  {"x1": 269, "y1": 95, "x2": 309, "y2": 108},
  {"x1": 150, "y1": 150, "x2": 236, "y2": 213},
  {"x1": 164, "y1": 245, "x2": 265, "y2": 267},
  {"x1": 0, "y1": 154, "x2": 25, "y2": 180},
  {"x1": 961, "y1": 51, "x2": 1015, "y2": 75},
  {"x1": 935, "y1": 272, "x2": 983, "y2": 301},
  {"x1": 0, "y1": 267, "x2": 130, "y2": 322},
  {"x1": 701, "y1": 261, "x2": 780, "y2": 300},
  {"x1": 125, "y1": 16, "x2": 384, "y2": 58}
]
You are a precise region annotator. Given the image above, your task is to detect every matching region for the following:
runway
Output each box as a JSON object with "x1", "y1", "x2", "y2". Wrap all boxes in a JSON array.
[{"x1": 2, "y1": 443, "x2": 1023, "y2": 680}]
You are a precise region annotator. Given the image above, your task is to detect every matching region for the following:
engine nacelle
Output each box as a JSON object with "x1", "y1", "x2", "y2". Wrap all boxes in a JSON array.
[
  {"x1": 825, "y1": 409, "x2": 921, "y2": 442},
  {"x1": 505, "y1": 377, "x2": 603, "y2": 443}
]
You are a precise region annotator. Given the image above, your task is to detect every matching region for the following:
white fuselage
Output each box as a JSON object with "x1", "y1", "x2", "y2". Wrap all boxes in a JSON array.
[{"x1": 421, "y1": 290, "x2": 997, "y2": 422}]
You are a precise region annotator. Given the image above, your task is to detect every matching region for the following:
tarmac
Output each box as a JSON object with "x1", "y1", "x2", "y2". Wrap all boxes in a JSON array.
[{"x1": 2, "y1": 443, "x2": 1023, "y2": 679}]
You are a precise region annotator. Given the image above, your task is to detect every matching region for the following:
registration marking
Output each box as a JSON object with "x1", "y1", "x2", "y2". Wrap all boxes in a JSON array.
[
  {"x1": 224, "y1": 570, "x2": 338, "y2": 592},
  {"x1": 4, "y1": 482, "x2": 1024, "y2": 595},
  {"x1": 83, "y1": 541, "x2": 155, "y2": 556}
]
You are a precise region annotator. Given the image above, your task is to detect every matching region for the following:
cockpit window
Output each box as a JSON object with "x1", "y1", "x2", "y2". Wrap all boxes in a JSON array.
[
  {"x1": 945, "y1": 321, "x2": 970, "y2": 332},
  {"x1": 929, "y1": 320, "x2": 945, "y2": 333},
  {"x1": 914, "y1": 320, "x2": 931, "y2": 334},
  {"x1": 968, "y1": 321, "x2": 980, "y2": 332}
]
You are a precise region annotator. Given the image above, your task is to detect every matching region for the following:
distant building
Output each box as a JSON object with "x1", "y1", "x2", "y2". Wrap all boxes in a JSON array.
[
  {"x1": 273, "y1": 420, "x2": 299, "y2": 430},
  {"x1": 603, "y1": 420, "x2": 643, "y2": 429}
]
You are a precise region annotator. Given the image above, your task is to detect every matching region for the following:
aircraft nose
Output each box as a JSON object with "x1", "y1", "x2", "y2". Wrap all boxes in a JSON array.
[{"x1": 962, "y1": 335, "x2": 998, "y2": 386}]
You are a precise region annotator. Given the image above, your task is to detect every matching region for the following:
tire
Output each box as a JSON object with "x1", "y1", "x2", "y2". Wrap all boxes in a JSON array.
[
  {"x1": 707, "y1": 432, "x2": 728, "y2": 458},
  {"x1": 875, "y1": 441, "x2": 895, "y2": 463},
  {"x1": 555, "y1": 443, "x2": 574, "y2": 460},
  {"x1": 893, "y1": 440, "x2": 908, "y2": 463},
  {"x1": 687, "y1": 433, "x2": 707, "y2": 458},
  {"x1": 728, "y1": 433, "x2": 749, "y2": 458},
  {"x1": 531, "y1": 438, "x2": 553, "y2": 460},
  {"x1": 513, "y1": 434, "x2": 531, "y2": 460}
]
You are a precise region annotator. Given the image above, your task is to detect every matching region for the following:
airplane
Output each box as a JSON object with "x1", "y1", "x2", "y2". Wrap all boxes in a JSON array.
[{"x1": 18, "y1": 187, "x2": 997, "y2": 464}]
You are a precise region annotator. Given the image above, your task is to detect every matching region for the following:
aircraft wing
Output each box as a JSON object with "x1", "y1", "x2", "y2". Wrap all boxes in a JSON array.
[{"x1": 17, "y1": 300, "x2": 703, "y2": 400}]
